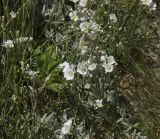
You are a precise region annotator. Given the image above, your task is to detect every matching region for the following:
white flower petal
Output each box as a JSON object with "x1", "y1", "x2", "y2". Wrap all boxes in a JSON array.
[
  {"x1": 85, "y1": 83, "x2": 90, "y2": 89},
  {"x1": 60, "y1": 62, "x2": 75, "y2": 80},
  {"x1": 88, "y1": 63, "x2": 97, "y2": 71},
  {"x1": 95, "y1": 99, "x2": 103, "y2": 108},
  {"x1": 79, "y1": 0, "x2": 88, "y2": 7},
  {"x1": 2, "y1": 40, "x2": 14, "y2": 48},
  {"x1": 104, "y1": 64, "x2": 114, "y2": 73},
  {"x1": 109, "y1": 14, "x2": 117, "y2": 23},
  {"x1": 107, "y1": 56, "x2": 116, "y2": 65},
  {"x1": 140, "y1": 0, "x2": 152, "y2": 6},
  {"x1": 69, "y1": 11, "x2": 78, "y2": 21},
  {"x1": 77, "y1": 61, "x2": 88, "y2": 76},
  {"x1": 61, "y1": 119, "x2": 72, "y2": 135},
  {"x1": 70, "y1": 0, "x2": 79, "y2": 3}
]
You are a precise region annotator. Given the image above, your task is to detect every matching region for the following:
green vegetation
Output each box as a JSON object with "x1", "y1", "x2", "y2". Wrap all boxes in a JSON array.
[{"x1": 0, "y1": 0, "x2": 159, "y2": 138}]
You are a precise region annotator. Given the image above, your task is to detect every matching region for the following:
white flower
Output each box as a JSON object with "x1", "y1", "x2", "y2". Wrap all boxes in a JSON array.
[
  {"x1": 80, "y1": 45, "x2": 88, "y2": 55},
  {"x1": 26, "y1": 70, "x2": 39, "y2": 77},
  {"x1": 77, "y1": 61, "x2": 88, "y2": 76},
  {"x1": 80, "y1": 21, "x2": 92, "y2": 32},
  {"x1": 151, "y1": 3, "x2": 157, "y2": 11},
  {"x1": 102, "y1": 62, "x2": 114, "y2": 73},
  {"x1": 105, "y1": 64, "x2": 114, "y2": 73},
  {"x1": 69, "y1": 11, "x2": 78, "y2": 21},
  {"x1": 59, "y1": 62, "x2": 75, "y2": 80},
  {"x1": 63, "y1": 66, "x2": 75, "y2": 80},
  {"x1": 70, "y1": 0, "x2": 79, "y2": 2},
  {"x1": 91, "y1": 21, "x2": 101, "y2": 31},
  {"x1": 15, "y1": 37, "x2": 33, "y2": 43},
  {"x1": 10, "y1": 11, "x2": 17, "y2": 18},
  {"x1": 87, "y1": 57, "x2": 97, "y2": 71},
  {"x1": 101, "y1": 55, "x2": 116, "y2": 73},
  {"x1": 109, "y1": 13, "x2": 117, "y2": 23},
  {"x1": 88, "y1": 63, "x2": 97, "y2": 71},
  {"x1": 80, "y1": 21, "x2": 100, "y2": 32},
  {"x1": 2, "y1": 40, "x2": 14, "y2": 48},
  {"x1": 79, "y1": 0, "x2": 88, "y2": 7},
  {"x1": 107, "y1": 56, "x2": 116, "y2": 65},
  {"x1": 64, "y1": 69, "x2": 75, "y2": 80},
  {"x1": 140, "y1": 0, "x2": 152, "y2": 6},
  {"x1": 95, "y1": 99, "x2": 103, "y2": 108},
  {"x1": 60, "y1": 119, "x2": 72, "y2": 137},
  {"x1": 100, "y1": 55, "x2": 107, "y2": 62},
  {"x1": 59, "y1": 61, "x2": 69, "y2": 68},
  {"x1": 11, "y1": 94, "x2": 17, "y2": 101},
  {"x1": 85, "y1": 83, "x2": 90, "y2": 89},
  {"x1": 80, "y1": 17, "x2": 86, "y2": 21},
  {"x1": 100, "y1": 50, "x2": 106, "y2": 55}
]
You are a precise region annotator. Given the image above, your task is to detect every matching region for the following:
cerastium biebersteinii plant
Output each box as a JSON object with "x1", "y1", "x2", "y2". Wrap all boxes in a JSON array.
[
  {"x1": 43, "y1": 0, "x2": 152, "y2": 138},
  {"x1": 0, "y1": 0, "x2": 159, "y2": 138}
]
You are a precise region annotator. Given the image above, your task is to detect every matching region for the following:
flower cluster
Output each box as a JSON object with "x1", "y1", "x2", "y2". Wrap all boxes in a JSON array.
[
  {"x1": 140, "y1": 0, "x2": 152, "y2": 6},
  {"x1": 59, "y1": 53, "x2": 117, "y2": 80},
  {"x1": 60, "y1": 118, "x2": 73, "y2": 138},
  {"x1": 2, "y1": 40, "x2": 14, "y2": 48},
  {"x1": 59, "y1": 0, "x2": 116, "y2": 81},
  {"x1": 59, "y1": 62, "x2": 75, "y2": 80},
  {"x1": 2, "y1": 37, "x2": 33, "y2": 48},
  {"x1": 57, "y1": 2, "x2": 118, "y2": 124},
  {"x1": 140, "y1": 0, "x2": 157, "y2": 10}
]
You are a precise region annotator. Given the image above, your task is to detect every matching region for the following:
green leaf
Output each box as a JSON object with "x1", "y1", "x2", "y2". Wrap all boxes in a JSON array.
[{"x1": 47, "y1": 83, "x2": 63, "y2": 93}]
